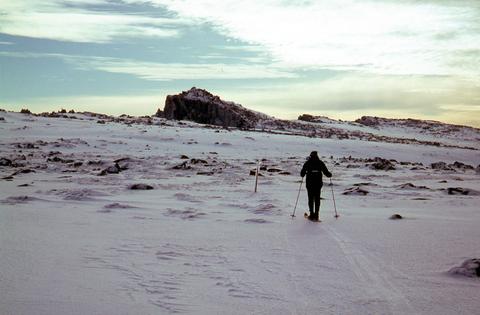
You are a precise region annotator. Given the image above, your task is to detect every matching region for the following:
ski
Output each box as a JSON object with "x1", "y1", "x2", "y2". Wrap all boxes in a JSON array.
[{"x1": 304, "y1": 212, "x2": 321, "y2": 222}]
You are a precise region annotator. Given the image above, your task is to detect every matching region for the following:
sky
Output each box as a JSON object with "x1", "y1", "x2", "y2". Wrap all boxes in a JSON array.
[{"x1": 0, "y1": 0, "x2": 479, "y2": 126}]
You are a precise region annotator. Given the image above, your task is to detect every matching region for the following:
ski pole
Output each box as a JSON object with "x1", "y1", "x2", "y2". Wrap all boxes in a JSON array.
[
  {"x1": 330, "y1": 178, "x2": 339, "y2": 218},
  {"x1": 254, "y1": 162, "x2": 260, "y2": 193},
  {"x1": 291, "y1": 177, "x2": 304, "y2": 218}
]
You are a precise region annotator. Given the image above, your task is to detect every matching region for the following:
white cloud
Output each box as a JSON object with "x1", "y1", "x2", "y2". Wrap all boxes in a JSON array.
[
  {"x1": 76, "y1": 57, "x2": 297, "y2": 80},
  {"x1": 150, "y1": 0, "x2": 480, "y2": 77},
  {"x1": 0, "y1": 0, "x2": 182, "y2": 43},
  {"x1": 0, "y1": 51, "x2": 296, "y2": 80},
  {"x1": 439, "y1": 104, "x2": 480, "y2": 112}
]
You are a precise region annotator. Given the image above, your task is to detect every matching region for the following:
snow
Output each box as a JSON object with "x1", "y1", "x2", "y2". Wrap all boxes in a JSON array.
[{"x1": 1, "y1": 111, "x2": 479, "y2": 314}]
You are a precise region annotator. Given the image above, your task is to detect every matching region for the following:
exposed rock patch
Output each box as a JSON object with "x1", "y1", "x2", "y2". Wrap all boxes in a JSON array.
[
  {"x1": 99, "y1": 164, "x2": 121, "y2": 176},
  {"x1": 446, "y1": 187, "x2": 479, "y2": 196},
  {"x1": 0, "y1": 157, "x2": 13, "y2": 166},
  {"x1": 343, "y1": 187, "x2": 369, "y2": 195},
  {"x1": 129, "y1": 183, "x2": 154, "y2": 190},
  {"x1": 389, "y1": 214, "x2": 403, "y2": 220},
  {"x1": 370, "y1": 157, "x2": 396, "y2": 171},
  {"x1": 162, "y1": 87, "x2": 264, "y2": 128},
  {"x1": 448, "y1": 259, "x2": 480, "y2": 278},
  {"x1": 396, "y1": 183, "x2": 429, "y2": 190}
]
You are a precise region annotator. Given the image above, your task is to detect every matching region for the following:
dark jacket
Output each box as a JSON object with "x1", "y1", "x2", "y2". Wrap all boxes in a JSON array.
[{"x1": 301, "y1": 157, "x2": 332, "y2": 189}]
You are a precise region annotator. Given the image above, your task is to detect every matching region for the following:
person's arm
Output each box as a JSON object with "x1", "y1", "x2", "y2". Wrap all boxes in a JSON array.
[
  {"x1": 321, "y1": 161, "x2": 332, "y2": 178},
  {"x1": 300, "y1": 161, "x2": 308, "y2": 177}
]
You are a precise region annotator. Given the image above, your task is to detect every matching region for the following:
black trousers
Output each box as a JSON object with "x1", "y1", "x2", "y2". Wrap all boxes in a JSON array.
[{"x1": 307, "y1": 186, "x2": 322, "y2": 216}]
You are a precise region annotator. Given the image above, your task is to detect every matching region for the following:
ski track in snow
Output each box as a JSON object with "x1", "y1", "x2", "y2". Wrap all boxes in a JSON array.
[{"x1": 325, "y1": 226, "x2": 415, "y2": 315}]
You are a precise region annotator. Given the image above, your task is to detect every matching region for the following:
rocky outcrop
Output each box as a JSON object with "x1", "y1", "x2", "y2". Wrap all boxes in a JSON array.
[
  {"x1": 448, "y1": 259, "x2": 480, "y2": 277},
  {"x1": 162, "y1": 87, "x2": 264, "y2": 129},
  {"x1": 370, "y1": 157, "x2": 396, "y2": 171}
]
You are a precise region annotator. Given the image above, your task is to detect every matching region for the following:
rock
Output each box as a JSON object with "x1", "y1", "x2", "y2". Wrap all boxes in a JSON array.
[
  {"x1": 47, "y1": 156, "x2": 74, "y2": 163},
  {"x1": 448, "y1": 259, "x2": 480, "y2": 277},
  {"x1": 297, "y1": 114, "x2": 335, "y2": 123},
  {"x1": 370, "y1": 158, "x2": 395, "y2": 171},
  {"x1": 0, "y1": 157, "x2": 12, "y2": 166},
  {"x1": 129, "y1": 183, "x2": 154, "y2": 190},
  {"x1": 389, "y1": 214, "x2": 403, "y2": 220},
  {"x1": 343, "y1": 187, "x2": 369, "y2": 195},
  {"x1": 397, "y1": 183, "x2": 428, "y2": 190},
  {"x1": 451, "y1": 161, "x2": 474, "y2": 170},
  {"x1": 87, "y1": 160, "x2": 103, "y2": 165},
  {"x1": 190, "y1": 158, "x2": 208, "y2": 164},
  {"x1": 172, "y1": 161, "x2": 191, "y2": 170},
  {"x1": 431, "y1": 161, "x2": 450, "y2": 170},
  {"x1": 298, "y1": 114, "x2": 315, "y2": 122},
  {"x1": 11, "y1": 169, "x2": 35, "y2": 176},
  {"x1": 16, "y1": 143, "x2": 38, "y2": 149},
  {"x1": 355, "y1": 116, "x2": 380, "y2": 127},
  {"x1": 154, "y1": 108, "x2": 164, "y2": 117},
  {"x1": 249, "y1": 169, "x2": 263, "y2": 176},
  {"x1": 163, "y1": 87, "x2": 263, "y2": 128},
  {"x1": 180, "y1": 155, "x2": 189, "y2": 159},
  {"x1": 197, "y1": 171, "x2": 214, "y2": 176},
  {"x1": 447, "y1": 187, "x2": 479, "y2": 195},
  {"x1": 279, "y1": 171, "x2": 291, "y2": 175},
  {"x1": 267, "y1": 168, "x2": 282, "y2": 173},
  {"x1": 114, "y1": 158, "x2": 130, "y2": 170},
  {"x1": 98, "y1": 164, "x2": 120, "y2": 175},
  {"x1": 346, "y1": 164, "x2": 361, "y2": 168},
  {"x1": 97, "y1": 120, "x2": 106, "y2": 124}
]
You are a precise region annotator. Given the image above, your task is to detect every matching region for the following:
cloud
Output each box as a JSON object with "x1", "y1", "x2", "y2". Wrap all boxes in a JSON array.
[
  {"x1": 0, "y1": 51, "x2": 296, "y2": 80},
  {"x1": 150, "y1": 0, "x2": 480, "y2": 78},
  {"x1": 87, "y1": 59, "x2": 296, "y2": 80},
  {"x1": 439, "y1": 104, "x2": 480, "y2": 112},
  {"x1": 0, "y1": 0, "x2": 182, "y2": 43}
]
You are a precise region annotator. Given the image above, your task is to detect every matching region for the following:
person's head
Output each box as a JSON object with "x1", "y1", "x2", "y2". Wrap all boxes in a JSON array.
[{"x1": 309, "y1": 151, "x2": 319, "y2": 160}]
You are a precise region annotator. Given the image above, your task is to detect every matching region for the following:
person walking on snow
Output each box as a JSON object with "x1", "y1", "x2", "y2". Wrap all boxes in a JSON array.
[{"x1": 301, "y1": 151, "x2": 332, "y2": 221}]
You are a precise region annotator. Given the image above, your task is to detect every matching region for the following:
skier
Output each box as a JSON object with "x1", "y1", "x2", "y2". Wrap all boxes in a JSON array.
[{"x1": 301, "y1": 151, "x2": 332, "y2": 221}]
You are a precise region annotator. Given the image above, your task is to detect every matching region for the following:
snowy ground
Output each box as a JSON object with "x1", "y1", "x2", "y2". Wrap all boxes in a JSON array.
[{"x1": 1, "y1": 111, "x2": 479, "y2": 315}]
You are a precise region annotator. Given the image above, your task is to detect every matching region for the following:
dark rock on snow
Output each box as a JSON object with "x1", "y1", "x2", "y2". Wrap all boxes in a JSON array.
[
  {"x1": 98, "y1": 164, "x2": 121, "y2": 175},
  {"x1": 452, "y1": 161, "x2": 474, "y2": 170},
  {"x1": 0, "y1": 157, "x2": 13, "y2": 166},
  {"x1": 129, "y1": 183, "x2": 154, "y2": 190},
  {"x1": 370, "y1": 157, "x2": 396, "y2": 171},
  {"x1": 343, "y1": 187, "x2": 369, "y2": 195},
  {"x1": 447, "y1": 187, "x2": 479, "y2": 196},
  {"x1": 431, "y1": 161, "x2": 450, "y2": 170},
  {"x1": 448, "y1": 259, "x2": 480, "y2": 278},
  {"x1": 172, "y1": 161, "x2": 191, "y2": 170},
  {"x1": 389, "y1": 214, "x2": 403, "y2": 220},
  {"x1": 162, "y1": 87, "x2": 263, "y2": 128},
  {"x1": 397, "y1": 183, "x2": 429, "y2": 190}
]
